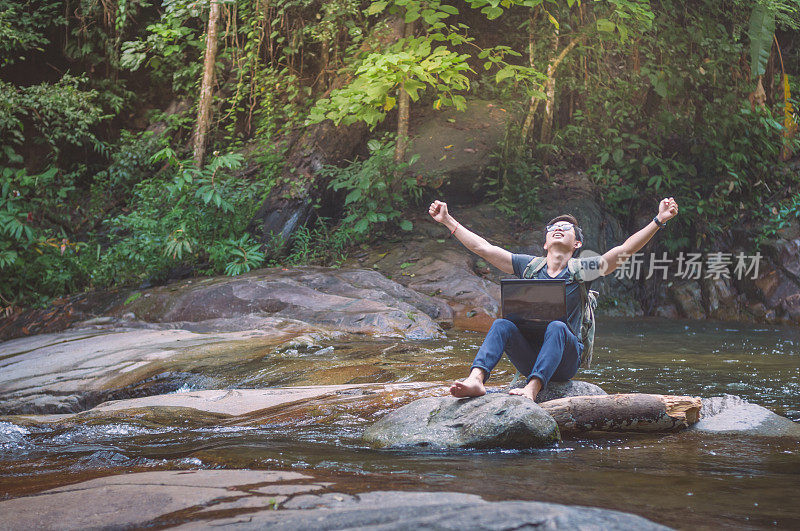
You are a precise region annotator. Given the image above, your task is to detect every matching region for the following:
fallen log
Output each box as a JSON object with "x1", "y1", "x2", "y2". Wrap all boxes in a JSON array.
[{"x1": 539, "y1": 393, "x2": 702, "y2": 434}]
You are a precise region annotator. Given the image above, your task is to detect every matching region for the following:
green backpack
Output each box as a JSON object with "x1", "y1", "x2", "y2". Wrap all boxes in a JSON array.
[{"x1": 521, "y1": 256, "x2": 599, "y2": 369}]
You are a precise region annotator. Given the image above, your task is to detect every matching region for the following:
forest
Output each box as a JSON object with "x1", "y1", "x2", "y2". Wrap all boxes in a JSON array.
[{"x1": 1, "y1": 0, "x2": 799, "y2": 312}]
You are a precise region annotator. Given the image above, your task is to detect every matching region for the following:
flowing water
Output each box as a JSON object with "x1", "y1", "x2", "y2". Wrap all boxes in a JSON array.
[{"x1": 1, "y1": 318, "x2": 799, "y2": 529}]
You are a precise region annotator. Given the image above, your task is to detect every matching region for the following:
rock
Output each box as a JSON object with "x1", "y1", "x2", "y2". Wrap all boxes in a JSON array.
[
  {"x1": 704, "y1": 277, "x2": 740, "y2": 320},
  {"x1": 409, "y1": 99, "x2": 510, "y2": 199},
  {"x1": 185, "y1": 491, "x2": 671, "y2": 530},
  {"x1": 668, "y1": 280, "x2": 706, "y2": 320},
  {"x1": 692, "y1": 395, "x2": 800, "y2": 437},
  {"x1": 0, "y1": 470, "x2": 670, "y2": 531},
  {"x1": 111, "y1": 266, "x2": 447, "y2": 339},
  {"x1": 507, "y1": 379, "x2": 607, "y2": 403},
  {"x1": 0, "y1": 323, "x2": 334, "y2": 415},
  {"x1": 362, "y1": 394, "x2": 560, "y2": 449}
]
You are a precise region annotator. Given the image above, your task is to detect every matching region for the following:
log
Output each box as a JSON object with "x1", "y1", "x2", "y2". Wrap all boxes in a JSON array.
[{"x1": 539, "y1": 393, "x2": 702, "y2": 434}]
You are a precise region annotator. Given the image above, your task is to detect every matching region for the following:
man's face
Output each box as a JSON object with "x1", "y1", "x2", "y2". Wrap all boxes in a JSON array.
[{"x1": 543, "y1": 221, "x2": 582, "y2": 254}]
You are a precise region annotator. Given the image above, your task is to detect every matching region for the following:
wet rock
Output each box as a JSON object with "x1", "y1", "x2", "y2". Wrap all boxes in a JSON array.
[
  {"x1": 0, "y1": 469, "x2": 315, "y2": 530},
  {"x1": 362, "y1": 394, "x2": 560, "y2": 449},
  {"x1": 692, "y1": 395, "x2": 800, "y2": 437},
  {"x1": 184, "y1": 490, "x2": 670, "y2": 530},
  {"x1": 0, "y1": 324, "x2": 328, "y2": 415},
  {"x1": 668, "y1": 281, "x2": 706, "y2": 320},
  {"x1": 112, "y1": 266, "x2": 446, "y2": 339},
  {"x1": 0, "y1": 470, "x2": 670, "y2": 530},
  {"x1": 506, "y1": 379, "x2": 607, "y2": 403},
  {"x1": 704, "y1": 277, "x2": 742, "y2": 320}
]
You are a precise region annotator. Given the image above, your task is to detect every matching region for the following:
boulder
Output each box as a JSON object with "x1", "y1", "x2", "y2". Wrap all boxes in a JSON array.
[
  {"x1": 362, "y1": 394, "x2": 560, "y2": 449},
  {"x1": 0, "y1": 470, "x2": 670, "y2": 530},
  {"x1": 668, "y1": 280, "x2": 706, "y2": 320},
  {"x1": 692, "y1": 395, "x2": 800, "y2": 437},
  {"x1": 507, "y1": 379, "x2": 607, "y2": 403},
  {"x1": 110, "y1": 266, "x2": 447, "y2": 339},
  {"x1": 191, "y1": 490, "x2": 672, "y2": 530},
  {"x1": 409, "y1": 99, "x2": 510, "y2": 199}
]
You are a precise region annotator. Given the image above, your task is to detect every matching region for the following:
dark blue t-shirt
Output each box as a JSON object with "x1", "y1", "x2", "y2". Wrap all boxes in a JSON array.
[{"x1": 511, "y1": 254, "x2": 600, "y2": 339}]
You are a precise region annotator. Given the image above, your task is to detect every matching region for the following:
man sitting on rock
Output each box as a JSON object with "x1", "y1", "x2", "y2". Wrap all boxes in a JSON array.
[{"x1": 428, "y1": 197, "x2": 679, "y2": 401}]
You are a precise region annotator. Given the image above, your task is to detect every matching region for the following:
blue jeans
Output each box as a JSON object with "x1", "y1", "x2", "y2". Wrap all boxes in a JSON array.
[{"x1": 471, "y1": 319, "x2": 582, "y2": 387}]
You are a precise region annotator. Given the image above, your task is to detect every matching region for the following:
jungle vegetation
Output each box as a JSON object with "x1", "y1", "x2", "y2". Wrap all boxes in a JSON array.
[{"x1": 1, "y1": 0, "x2": 799, "y2": 311}]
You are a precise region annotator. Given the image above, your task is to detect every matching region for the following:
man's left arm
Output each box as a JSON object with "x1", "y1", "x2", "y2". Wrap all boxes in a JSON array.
[{"x1": 601, "y1": 197, "x2": 679, "y2": 276}]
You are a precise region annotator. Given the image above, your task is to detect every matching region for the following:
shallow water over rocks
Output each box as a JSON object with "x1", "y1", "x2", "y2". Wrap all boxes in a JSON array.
[{"x1": 1, "y1": 317, "x2": 799, "y2": 529}]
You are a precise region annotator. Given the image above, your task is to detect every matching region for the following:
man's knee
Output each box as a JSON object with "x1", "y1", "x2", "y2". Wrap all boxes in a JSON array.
[
  {"x1": 491, "y1": 318, "x2": 518, "y2": 334},
  {"x1": 545, "y1": 320, "x2": 568, "y2": 335}
]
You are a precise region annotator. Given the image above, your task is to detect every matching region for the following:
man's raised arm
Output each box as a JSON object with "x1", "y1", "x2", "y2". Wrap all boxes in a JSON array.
[
  {"x1": 601, "y1": 197, "x2": 679, "y2": 275},
  {"x1": 428, "y1": 200, "x2": 514, "y2": 275}
]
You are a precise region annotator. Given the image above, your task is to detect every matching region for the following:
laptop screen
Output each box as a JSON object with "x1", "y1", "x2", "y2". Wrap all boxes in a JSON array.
[{"x1": 501, "y1": 279, "x2": 567, "y2": 326}]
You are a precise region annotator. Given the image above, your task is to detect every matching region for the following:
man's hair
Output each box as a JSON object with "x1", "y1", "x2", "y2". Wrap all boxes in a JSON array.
[{"x1": 546, "y1": 214, "x2": 584, "y2": 247}]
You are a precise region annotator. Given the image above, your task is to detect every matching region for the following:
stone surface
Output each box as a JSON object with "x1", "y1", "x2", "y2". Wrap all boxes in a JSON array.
[
  {"x1": 409, "y1": 99, "x2": 509, "y2": 199},
  {"x1": 0, "y1": 470, "x2": 670, "y2": 531},
  {"x1": 507, "y1": 379, "x2": 607, "y2": 403},
  {"x1": 0, "y1": 469, "x2": 314, "y2": 530},
  {"x1": 0, "y1": 323, "x2": 337, "y2": 415},
  {"x1": 692, "y1": 395, "x2": 800, "y2": 437},
  {"x1": 111, "y1": 266, "x2": 447, "y2": 339},
  {"x1": 362, "y1": 394, "x2": 560, "y2": 449},
  {"x1": 180, "y1": 490, "x2": 671, "y2": 530},
  {"x1": 668, "y1": 280, "x2": 706, "y2": 320}
]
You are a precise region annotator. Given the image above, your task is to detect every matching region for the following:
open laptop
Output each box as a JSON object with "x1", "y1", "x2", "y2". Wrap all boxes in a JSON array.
[{"x1": 500, "y1": 278, "x2": 567, "y2": 335}]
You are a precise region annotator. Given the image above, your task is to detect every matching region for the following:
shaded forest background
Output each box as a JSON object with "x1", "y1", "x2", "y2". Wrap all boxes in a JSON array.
[{"x1": 2, "y1": 0, "x2": 800, "y2": 311}]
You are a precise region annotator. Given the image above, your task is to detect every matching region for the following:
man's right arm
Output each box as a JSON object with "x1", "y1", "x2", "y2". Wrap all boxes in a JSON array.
[{"x1": 428, "y1": 200, "x2": 514, "y2": 275}]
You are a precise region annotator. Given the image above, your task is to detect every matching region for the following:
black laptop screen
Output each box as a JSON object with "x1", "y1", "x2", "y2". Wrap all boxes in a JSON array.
[{"x1": 501, "y1": 279, "x2": 567, "y2": 324}]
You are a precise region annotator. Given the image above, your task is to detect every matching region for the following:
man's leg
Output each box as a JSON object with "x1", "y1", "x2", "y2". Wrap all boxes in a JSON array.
[
  {"x1": 509, "y1": 320, "x2": 582, "y2": 401},
  {"x1": 450, "y1": 318, "x2": 537, "y2": 398}
]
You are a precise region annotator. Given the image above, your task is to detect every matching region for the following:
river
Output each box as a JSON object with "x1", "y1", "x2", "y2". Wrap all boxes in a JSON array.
[{"x1": 1, "y1": 318, "x2": 798, "y2": 528}]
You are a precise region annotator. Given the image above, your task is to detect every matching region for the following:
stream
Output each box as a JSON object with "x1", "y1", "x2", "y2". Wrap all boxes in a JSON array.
[{"x1": 1, "y1": 317, "x2": 799, "y2": 529}]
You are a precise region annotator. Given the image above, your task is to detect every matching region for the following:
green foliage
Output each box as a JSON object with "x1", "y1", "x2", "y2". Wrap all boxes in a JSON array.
[
  {"x1": 284, "y1": 218, "x2": 355, "y2": 267},
  {"x1": 95, "y1": 149, "x2": 271, "y2": 286},
  {"x1": 749, "y1": 4, "x2": 776, "y2": 79},
  {"x1": 0, "y1": 75, "x2": 107, "y2": 164},
  {"x1": 318, "y1": 138, "x2": 423, "y2": 239},
  {"x1": 308, "y1": 33, "x2": 473, "y2": 128},
  {"x1": 0, "y1": 0, "x2": 62, "y2": 66},
  {"x1": 209, "y1": 234, "x2": 266, "y2": 275},
  {"x1": 758, "y1": 192, "x2": 800, "y2": 246}
]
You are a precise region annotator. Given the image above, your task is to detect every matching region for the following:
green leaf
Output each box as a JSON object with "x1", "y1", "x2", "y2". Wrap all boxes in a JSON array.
[
  {"x1": 596, "y1": 18, "x2": 615, "y2": 33},
  {"x1": 399, "y1": 219, "x2": 413, "y2": 231},
  {"x1": 495, "y1": 66, "x2": 515, "y2": 83},
  {"x1": 748, "y1": 5, "x2": 775, "y2": 79},
  {"x1": 365, "y1": 0, "x2": 388, "y2": 15}
]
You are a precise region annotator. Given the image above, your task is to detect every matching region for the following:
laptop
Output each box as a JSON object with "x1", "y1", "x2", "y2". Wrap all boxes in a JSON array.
[{"x1": 500, "y1": 278, "x2": 567, "y2": 334}]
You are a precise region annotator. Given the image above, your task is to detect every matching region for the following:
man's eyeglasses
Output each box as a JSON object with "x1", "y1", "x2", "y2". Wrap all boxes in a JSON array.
[{"x1": 546, "y1": 222, "x2": 574, "y2": 233}]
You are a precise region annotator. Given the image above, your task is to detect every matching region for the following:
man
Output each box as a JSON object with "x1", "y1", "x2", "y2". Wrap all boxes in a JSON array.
[{"x1": 428, "y1": 197, "x2": 679, "y2": 401}]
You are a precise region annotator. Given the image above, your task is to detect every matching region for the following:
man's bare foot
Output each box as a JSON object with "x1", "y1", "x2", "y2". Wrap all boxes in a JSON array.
[
  {"x1": 509, "y1": 377, "x2": 542, "y2": 401},
  {"x1": 450, "y1": 377, "x2": 486, "y2": 398},
  {"x1": 509, "y1": 387, "x2": 537, "y2": 401}
]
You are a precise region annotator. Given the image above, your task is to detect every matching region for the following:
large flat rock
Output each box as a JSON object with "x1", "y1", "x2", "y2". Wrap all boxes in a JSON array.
[
  {"x1": 111, "y1": 266, "x2": 448, "y2": 339},
  {"x1": 0, "y1": 469, "x2": 670, "y2": 530},
  {"x1": 0, "y1": 321, "x2": 335, "y2": 415}
]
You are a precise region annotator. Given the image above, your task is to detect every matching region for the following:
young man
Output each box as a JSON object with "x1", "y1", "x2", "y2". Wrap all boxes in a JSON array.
[{"x1": 428, "y1": 197, "x2": 679, "y2": 401}]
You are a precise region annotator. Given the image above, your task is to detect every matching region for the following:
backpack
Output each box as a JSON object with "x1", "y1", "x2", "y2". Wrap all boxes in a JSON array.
[{"x1": 521, "y1": 256, "x2": 599, "y2": 369}]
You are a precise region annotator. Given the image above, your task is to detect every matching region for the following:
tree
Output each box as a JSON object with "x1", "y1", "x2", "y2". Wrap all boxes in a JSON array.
[{"x1": 192, "y1": 0, "x2": 222, "y2": 167}]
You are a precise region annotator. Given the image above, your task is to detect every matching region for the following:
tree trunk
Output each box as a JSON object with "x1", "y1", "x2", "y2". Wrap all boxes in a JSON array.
[
  {"x1": 192, "y1": 0, "x2": 222, "y2": 167},
  {"x1": 394, "y1": 20, "x2": 415, "y2": 164},
  {"x1": 539, "y1": 28, "x2": 559, "y2": 144},
  {"x1": 520, "y1": 13, "x2": 541, "y2": 144},
  {"x1": 539, "y1": 393, "x2": 702, "y2": 434}
]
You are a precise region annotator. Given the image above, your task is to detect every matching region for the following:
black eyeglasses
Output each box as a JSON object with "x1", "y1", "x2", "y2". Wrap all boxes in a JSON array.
[{"x1": 546, "y1": 222, "x2": 574, "y2": 232}]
